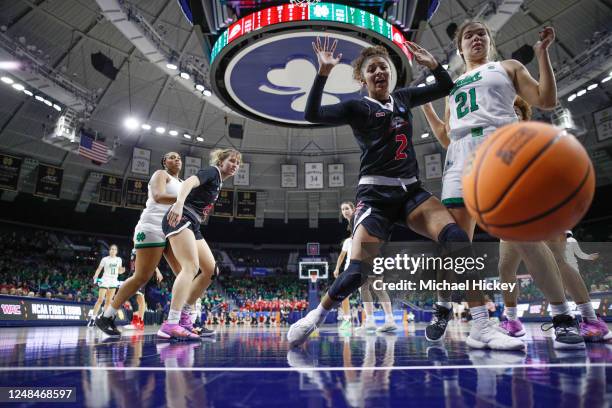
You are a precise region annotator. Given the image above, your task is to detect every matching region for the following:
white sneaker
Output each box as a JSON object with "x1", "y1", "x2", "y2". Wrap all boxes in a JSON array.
[
  {"x1": 287, "y1": 313, "x2": 318, "y2": 348},
  {"x1": 466, "y1": 320, "x2": 525, "y2": 350},
  {"x1": 377, "y1": 321, "x2": 398, "y2": 333},
  {"x1": 364, "y1": 319, "x2": 377, "y2": 332}
]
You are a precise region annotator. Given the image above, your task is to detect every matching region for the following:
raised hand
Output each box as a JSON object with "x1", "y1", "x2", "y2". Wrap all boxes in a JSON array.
[
  {"x1": 312, "y1": 36, "x2": 342, "y2": 76},
  {"x1": 534, "y1": 26, "x2": 555, "y2": 58},
  {"x1": 404, "y1": 41, "x2": 439, "y2": 70}
]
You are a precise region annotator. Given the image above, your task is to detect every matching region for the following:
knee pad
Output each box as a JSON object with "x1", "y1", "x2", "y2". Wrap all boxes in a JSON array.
[{"x1": 329, "y1": 260, "x2": 367, "y2": 303}]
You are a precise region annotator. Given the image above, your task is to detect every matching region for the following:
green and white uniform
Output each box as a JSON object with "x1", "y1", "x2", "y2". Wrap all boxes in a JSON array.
[
  {"x1": 132, "y1": 172, "x2": 182, "y2": 248},
  {"x1": 98, "y1": 256, "x2": 122, "y2": 288},
  {"x1": 442, "y1": 61, "x2": 518, "y2": 206}
]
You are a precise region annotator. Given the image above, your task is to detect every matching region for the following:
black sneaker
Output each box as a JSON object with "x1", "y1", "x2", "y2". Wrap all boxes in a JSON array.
[
  {"x1": 425, "y1": 304, "x2": 453, "y2": 342},
  {"x1": 542, "y1": 314, "x2": 585, "y2": 350},
  {"x1": 95, "y1": 315, "x2": 121, "y2": 336},
  {"x1": 191, "y1": 325, "x2": 216, "y2": 337}
]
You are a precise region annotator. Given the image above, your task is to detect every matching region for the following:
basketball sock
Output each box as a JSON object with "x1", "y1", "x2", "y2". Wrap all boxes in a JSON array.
[
  {"x1": 190, "y1": 310, "x2": 199, "y2": 323},
  {"x1": 550, "y1": 302, "x2": 571, "y2": 317},
  {"x1": 167, "y1": 309, "x2": 181, "y2": 324},
  {"x1": 437, "y1": 301, "x2": 452, "y2": 310},
  {"x1": 385, "y1": 313, "x2": 394, "y2": 323},
  {"x1": 103, "y1": 306, "x2": 117, "y2": 318},
  {"x1": 470, "y1": 305, "x2": 488, "y2": 326},
  {"x1": 504, "y1": 306, "x2": 517, "y2": 320},
  {"x1": 577, "y1": 302, "x2": 597, "y2": 322},
  {"x1": 182, "y1": 304, "x2": 192, "y2": 312}
]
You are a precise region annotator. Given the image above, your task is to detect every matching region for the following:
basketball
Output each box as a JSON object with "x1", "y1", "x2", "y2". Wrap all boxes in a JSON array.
[{"x1": 462, "y1": 122, "x2": 595, "y2": 241}]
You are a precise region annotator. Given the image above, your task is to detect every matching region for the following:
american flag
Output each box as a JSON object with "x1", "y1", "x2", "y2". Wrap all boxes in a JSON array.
[{"x1": 78, "y1": 131, "x2": 108, "y2": 163}]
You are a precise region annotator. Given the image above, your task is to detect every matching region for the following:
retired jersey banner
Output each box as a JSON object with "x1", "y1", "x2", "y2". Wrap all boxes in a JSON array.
[
  {"x1": 236, "y1": 191, "x2": 257, "y2": 219},
  {"x1": 131, "y1": 147, "x2": 151, "y2": 175},
  {"x1": 98, "y1": 174, "x2": 124, "y2": 206},
  {"x1": 184, "y1": 156, "x2": 202, "y2": 178},
  {"x1": 34, "y1": 164, "x2": 63, "y2": 199},
  {"x1": 305, "y1": 163, "x2": 323, "y2": 189},
  {"x1": 125, "y1": 178, "x2": 148, "y2": 209},
  {"x1": 281, "y1": 164, "x2": 297, "y2": 188},
  {"x1": 328, "y1": 164, "x2": 344, "y2": 187},
  {"x1": 233, "y1": 163, "x2": 250, "y2": 186},
  {"x1": 0, "y1": 153, "x2": 22, "y2": 191},
  {"x1": 213, "y1": 189, "x2": 234, "y2": 217}
]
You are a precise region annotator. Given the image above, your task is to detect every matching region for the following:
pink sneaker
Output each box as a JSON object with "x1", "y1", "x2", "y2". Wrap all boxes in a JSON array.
[
  {"x1": 580, "y1": 316, "x2": 612, "y2": 342},
  {"x1": 179, "y1": 311, "x2": 194, "y2": 331},
  {"x1": 157, "y1": 321, "x2": 200, "y2": 341},
  {"x1": 499, "y1": 318, "x2": 526, "y2": 337}
]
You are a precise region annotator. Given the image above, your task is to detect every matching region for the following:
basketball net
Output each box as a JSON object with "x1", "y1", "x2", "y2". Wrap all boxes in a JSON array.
[
  {"x1": 290, "y1": 0, "x2": 320, "y2": 5},
  {"x1": 309, "y1": 271, "x2": 318, "y2": 284}
]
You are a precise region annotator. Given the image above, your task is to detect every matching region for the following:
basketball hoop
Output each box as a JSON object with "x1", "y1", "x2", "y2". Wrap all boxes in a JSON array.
[{"x1": 290, "y1": 0, "x2": 320, "y2": 5}]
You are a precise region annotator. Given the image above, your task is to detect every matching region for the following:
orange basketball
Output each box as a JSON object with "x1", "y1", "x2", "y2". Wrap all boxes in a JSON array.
[{"x1": 462, "y1": 122, "x2": 595, "y2": 241}]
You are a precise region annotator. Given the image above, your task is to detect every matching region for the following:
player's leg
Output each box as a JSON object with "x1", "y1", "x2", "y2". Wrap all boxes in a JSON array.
[
  {"x1": 158, "y1": 228, "x2": 200, "y2": 340},
  {"x1": 547, "y1": 240, "x2": 610, "y2": 342},
  {"x1": 182, "y1": 239, "x2": 217, "y2": 337},
  {"x1": 373, "y1": 280, "x2": 397, "y2": 332},
  {"x1": 406, "y1": 194, "x2": 524, "y2": 350},
  {"x1": 92, "y1": 287, "x2": 107, "y2": 321},
  {"x1": 497, "y1": 241, "x2": 525, "y2": 337}
]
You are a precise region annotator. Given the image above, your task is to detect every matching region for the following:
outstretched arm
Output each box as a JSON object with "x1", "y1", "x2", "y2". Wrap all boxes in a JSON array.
[{"x1": 421, "y1": 102, "x2": 450, "y2": 148}]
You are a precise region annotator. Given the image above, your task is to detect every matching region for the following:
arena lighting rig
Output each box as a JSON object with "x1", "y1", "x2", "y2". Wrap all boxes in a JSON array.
[{"x1": 208, "y1": 2, "x2": 413, "y2": 127}]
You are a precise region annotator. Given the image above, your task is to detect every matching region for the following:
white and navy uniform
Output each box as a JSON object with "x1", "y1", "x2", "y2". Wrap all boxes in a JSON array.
[
  {"x1": 132, "y1": 172, "x2": 182, "y2": 248},
  {"x1": 565, "y1": 237, "x2": 592, "y2": 270},
  {"x1": 442, "y1": 61, "x2": 518, "y2": 207},
  {"x1": 98, "y1": 256, "x2": 122, "y2": 289},
  {"x1": 162, "y1": 166, "x2": 222, "y2": 240},
  {"x1": 342, "y1": 238, "x2": 352, "y2": 271}
]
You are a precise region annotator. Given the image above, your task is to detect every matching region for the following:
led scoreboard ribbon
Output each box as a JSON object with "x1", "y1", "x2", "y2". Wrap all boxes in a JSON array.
[{"x1": 210, "y1": 2, "x2": 411, "y2": 63}]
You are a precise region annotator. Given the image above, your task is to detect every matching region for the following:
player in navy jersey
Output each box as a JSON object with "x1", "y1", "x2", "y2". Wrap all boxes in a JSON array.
[
  {"x1": 158, "y1": 148, "x2": 241, "y2": 340},
  {"x1": 288, "y1": 37, "x2": 524, "y2": 350}
]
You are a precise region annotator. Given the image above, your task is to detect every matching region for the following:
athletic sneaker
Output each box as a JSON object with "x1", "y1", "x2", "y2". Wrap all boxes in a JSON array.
[
  {"x1": 136, "y1": 316, "x2": 145, "y2": 330},
  {"x1": 87, "y1": 318, "x2": 96, "y2": 328},
  {"x1": 499, "y1": 318, "x2": 526, "y2": 337},
  {"x1": 191, "y1": 325, "x2": 216, "y2": 337},
  {"x1": 466, "y1": 320, "x2": 525, "y2": 350},
  {"x1": 157, "y1": 321, "x2": 200, "y2": 341},
  {"x1": 377, "y1": 321, "x2": 398, "y2": 333},
  {"x1": 364, "y1": 318, "x2": 377, "y2": 331},
  {"x1": 580, "y1": 315, "x2": 612, "y2": 342},
  {"x1": 179, "y1": 311, "x2": 194, "y2": 331},
  {"x1": 287, "y1": 312, "x2": 318, "y2": 348},
  {"x1": 425, "y1": 304, "x2": 453, "y2": 342},
  {"x1": 95, "y1": 315, "x2": 121, "y2": 336},
  {"x1": 541, "y1": 314, "x2": 585, "y2": 350}
]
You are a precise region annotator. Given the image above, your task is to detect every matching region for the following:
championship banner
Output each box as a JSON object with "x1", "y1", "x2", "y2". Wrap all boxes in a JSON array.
[
  {"x1": 236, "y1": 191, "x2": 257, "y2": 219},
  {"x1": 131, "y1": 147, "x2": 151, "y2": 175},
  {"x1": 424, "y1": 153, "x2": 443, "y2": 179},
  {"x1": 0, "y1": 153, "x2": 22, "y2": 191},
  {"x1": 98, "y1": 174, "x2": 124, "y2": 206},
  {"x1": 328, "y1": 163, "x2": 344, "y2": 188},
  {"x1": 34, "y1": 164, "x2": 63, "y2": 199},
  {"x1": 305, "y1": 163, "x2": 323, "y2": 189},
  {"x1": 213, "y1": 189, "x2": 234, "y2": 217},
  {"x1": 125, "y1": 178, "x2": 148, "y2": 209},
  {"x1": 184, "y1": 156, "x2": 202, "y2": 178},
  {"x1": 281, "y1": 164, "x2": 297, "y2": 188},
  {"x1": 234, "y1": 162, "x2": 250, "y2": 186}
]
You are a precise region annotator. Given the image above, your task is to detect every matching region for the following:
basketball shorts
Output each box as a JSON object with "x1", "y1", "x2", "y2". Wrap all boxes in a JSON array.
[
  {"x1": 352, "y1": 182, "x2": 432, "y2": 241},
  {"x1": 442, "y1": 126, "x2": 509, "y2": 207},
  {"x1": 133, "y1": 213, "x2": 166, "y2": 249},
  {"x1": 98, "y1": 278, "x2": 119, "y2": 289},
  {"x1": 162, "y1": 207, "x2": 204, "y2": 241}
]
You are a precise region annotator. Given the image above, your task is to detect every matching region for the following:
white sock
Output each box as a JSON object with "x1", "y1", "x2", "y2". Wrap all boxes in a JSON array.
[
  {"x1": 168, "y1": 309, "x2": 181, "y2": 324},
  {"x1": 182, "y1": 304, "x2": 193, "y2": 313},
  {"x1": 504, "y1": 306, "x2": 517, "y2": 320},
  {"x1": 577, "y1": 302, "x2": 597, "y2": 322},
  {"x1": 470, "y1": 305, "x2": 488, "y2": 325},
  {"x1": 103, "y1": 306, "x2": 117, "y2": 318},
  {"x1": 385, "y1": 314, "x2": 394, "y2": 323},
  {"x1": 437, "y1": 301, "x2": 452, "y2": 310},
  {"x1": 309, "y1": 304, "x2": 329, "y2": 326},
  {"x1": 550, "y1": 302, "x2": 571, "y2": 317}
]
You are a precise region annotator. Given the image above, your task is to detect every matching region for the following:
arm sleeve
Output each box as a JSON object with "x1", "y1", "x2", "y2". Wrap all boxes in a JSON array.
[
  {"x1": 304, "y1": 75, "x2": 366, "y2": 126},
  {"x1": 569, "y1": 238, "x2": 591, "y2": 259},
  {"x1": 195, "y1": 167, "x2": 218, "y2": 186},
  {"x1": 395, "y1": 64, "x2": 454, "y2": 108}
]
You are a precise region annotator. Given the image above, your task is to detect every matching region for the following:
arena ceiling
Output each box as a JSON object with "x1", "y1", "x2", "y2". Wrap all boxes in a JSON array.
[{"x1": 0, "y1": 0, "x2": 610, "y2": 220}]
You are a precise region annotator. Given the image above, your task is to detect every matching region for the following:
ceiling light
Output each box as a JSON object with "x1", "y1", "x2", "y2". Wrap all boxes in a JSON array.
[
  {"x1": 180, "y1": 72, "x2": 190, "y2": 80},
  {"x1": 23, "y1": 89, "x2": 33, "y2": 96},
  {"x1": 587, "y1": 83, "x2": 598, "y2": 91},
  {"x1": 141, "y1": 123, "x2": 151, "y2": 130},
  {"x1": 203, "y1": 90, "x2": 212, "y2": 97},
  {"x1": 196, "y1": 136, "x2": 203, "y2": 142},
  {"x1": 417, "y1": 83, "x2": 426, "y2": 87},
  {"x1": 1, "y1": 76, "x2": 14, "y2": 84},
  {"x1": 183, "y1": 133, "x2": 191, "y2": 139},
  {"x1": 124, "y1": 117, "x2": 139, "y2": 130},
  {"x1": 52, "y1": 104, "x2": 62, "y2": 111},
  {"x1": 11, "y1": 83, "x2": 24, "y2": 91},
  {"x1": 0, "y1": 61, "x2": 20, "y2": 70},
  {"x1": 43, "y1": 99, "x2": 52, "y2": 106},
  {"x1": 567, "y1": 94, "x2": 576, "y2": 102},
  {"x1": 34, "y1": 95, "x2": 44, "y2": 102},
  {"x1": 421, "y1": 133, "x2": 429, "y2": 139},
  {"x1": 155, "y1": 126, "x2": 165, "y2": 134},
  {"x1": 195, "y1": 84, "x2": 205, "y2": 91},
  {"x1": 576, "y1": 89, "x2": 586, "y2": 96},
  {"x1": 169, "y1": 130, "x2": 178, "y2": 136},
  {"x1": 166, "y1": 62, "x2": 178, "y2": 70},
  {"x1": 601, "y1": 76, "x2": 611, "y2": 83}
]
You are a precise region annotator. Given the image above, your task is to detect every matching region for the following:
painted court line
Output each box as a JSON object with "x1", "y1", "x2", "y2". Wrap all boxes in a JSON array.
[{"x1": 0, "y1": 363, "x2": 608, "y2": 372}]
